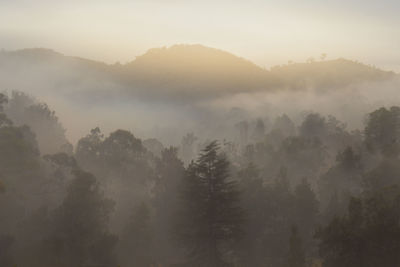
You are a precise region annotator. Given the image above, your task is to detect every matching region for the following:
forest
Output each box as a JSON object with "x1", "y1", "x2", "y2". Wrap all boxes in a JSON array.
[
  {"x1": 2, "y1": 0, "x2": 400, "y2": 265},
  {"x1": 2, "y1": 87, "x2": 400, "y2": 267}
]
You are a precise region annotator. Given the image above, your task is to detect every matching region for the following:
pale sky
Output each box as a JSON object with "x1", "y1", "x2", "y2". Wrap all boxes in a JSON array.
[{"x1": 1, "y1": 0, "x2": 399, "y2": 71}]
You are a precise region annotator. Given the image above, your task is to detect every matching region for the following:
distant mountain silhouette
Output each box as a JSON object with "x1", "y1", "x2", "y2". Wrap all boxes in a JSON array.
[
  {"x1": 270, "y1": 58, "x2": 395, "y2": 91},
  {"x1": 118, "y1": 44, "x2": 276, "y2": 96},
  {"x1": 0, "y1": 45, "x2": 397, "y2": 102},
  {"x1": 0, "y1": 48, "x2": 114, "y2": 104}
]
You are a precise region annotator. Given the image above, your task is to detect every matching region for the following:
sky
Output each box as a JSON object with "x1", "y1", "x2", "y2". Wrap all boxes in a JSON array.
[{"x1": 1, "y1": 0, "x2": 400, "y2": 71}]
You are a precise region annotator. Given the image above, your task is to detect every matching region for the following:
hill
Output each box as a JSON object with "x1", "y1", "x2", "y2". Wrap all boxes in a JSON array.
[
  {"x1": 270, "y1": 58, "x2": 396, "y2": 91},
  {"x1": 0, "y1": 45, "x2": 397, "y2": 103},
  {"x1": 113, "y1": 44, "x2": 278, "y2": 100}
]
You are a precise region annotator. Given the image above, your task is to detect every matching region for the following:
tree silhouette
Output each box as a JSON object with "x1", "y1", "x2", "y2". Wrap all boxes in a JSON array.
[
  {"x1": 46, "y1": 170, "x2": 117, "y2": 267},
  {"x1": 365, "y1": 106, "x2": 400, "y2": 157},
  {"x1": 176, "y1": 141, "x2": 243, "y2": 267}
]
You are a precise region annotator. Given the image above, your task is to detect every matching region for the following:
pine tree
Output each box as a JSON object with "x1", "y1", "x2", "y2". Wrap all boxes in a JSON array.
[{"x1": 176, "y1": 141, "x2": 243, "y2": 267}]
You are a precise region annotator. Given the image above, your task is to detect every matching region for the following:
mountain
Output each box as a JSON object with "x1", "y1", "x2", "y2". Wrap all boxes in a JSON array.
[
  {"x1": 270, "y1": 58, "x2": 396, "y2": 91},
  {"x1": 0, "y1": 45, "x2": 397, "y2": 103},
  {"x1": 117, "y1": 44, "x2": 277, "y2": 98},
  {"x1": 0, "y1": 48, "x2": 109, "y2": 77}
]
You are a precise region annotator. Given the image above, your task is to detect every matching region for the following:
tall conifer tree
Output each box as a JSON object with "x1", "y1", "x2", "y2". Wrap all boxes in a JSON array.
[{"x1": 177, "y1": 141, "x2": 243, "y2": 267}]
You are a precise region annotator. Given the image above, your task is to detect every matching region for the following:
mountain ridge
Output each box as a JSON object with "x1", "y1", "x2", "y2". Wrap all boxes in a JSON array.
[
  {"x1": 0, "y1": 44, "x2": 397, "y2": 102},
  {"x1": 2, "y1": 45, "x2": 397, "y2": 74}
]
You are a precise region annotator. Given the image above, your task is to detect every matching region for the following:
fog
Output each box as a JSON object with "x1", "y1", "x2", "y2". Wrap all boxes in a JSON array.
[
  {"x1": 1, "y1": 46, "x2": 399, "y2": 146},
  {"x1": 1, "y1": 44, "x2": 400, "y2": 267}
]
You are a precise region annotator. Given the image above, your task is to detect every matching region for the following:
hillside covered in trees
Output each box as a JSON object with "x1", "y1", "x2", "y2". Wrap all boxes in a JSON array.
[
  {"x1": 2, "y1": 86, "x2": 400, "y2": 266},
  {"x1": 3, "y1": 0, "x2": 400, "y2": 264}
]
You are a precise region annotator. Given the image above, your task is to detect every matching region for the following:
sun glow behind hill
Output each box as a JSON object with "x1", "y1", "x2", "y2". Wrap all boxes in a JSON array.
[{"x1": 1, "y1": 0, "x2": 400, "y2": 71}]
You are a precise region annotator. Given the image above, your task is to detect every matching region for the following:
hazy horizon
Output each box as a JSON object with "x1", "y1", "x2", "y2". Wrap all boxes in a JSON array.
[
  {"x1": 3, "y1": 44, "x2": 400, "y2": 74},
  {"x1": 3, "y1": 2, "x2": 400, "y2": 267},
  {"x1": 1, "y1": 0, "x2": 400, "y2": 71}
]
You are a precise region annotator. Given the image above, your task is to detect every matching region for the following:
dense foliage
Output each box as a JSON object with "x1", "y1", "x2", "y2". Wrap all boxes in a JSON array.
[{"x1": 2, "y1": 91, "x2": 400, "y2": 267}]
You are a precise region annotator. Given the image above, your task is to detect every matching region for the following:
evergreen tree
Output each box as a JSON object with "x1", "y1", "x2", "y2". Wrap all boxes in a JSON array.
[{"x1": 176, "y1": 141, "x2": 243, "y2": 267}]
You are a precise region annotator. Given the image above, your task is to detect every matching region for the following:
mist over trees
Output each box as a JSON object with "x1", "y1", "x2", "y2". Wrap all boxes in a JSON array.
[
  {"x1": 1, "y1": 45, "x2": 400, "y2": 146},
  {"x1": 1, "y1": 47, "x2": 400, "y2": 267}
]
